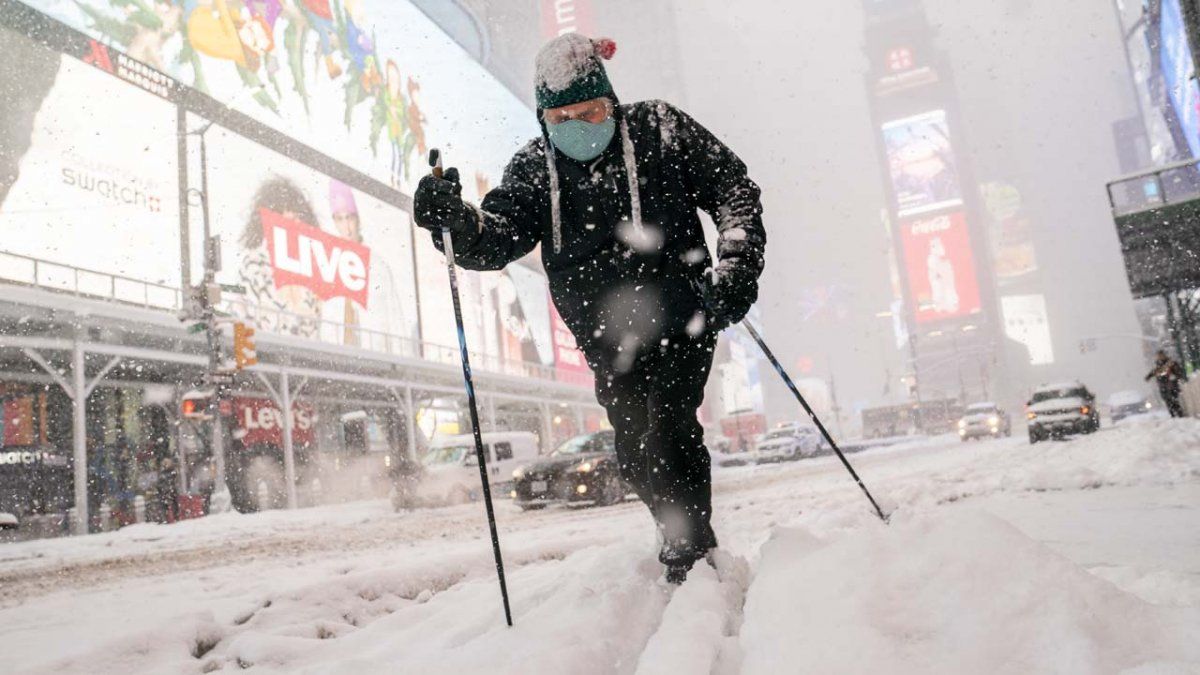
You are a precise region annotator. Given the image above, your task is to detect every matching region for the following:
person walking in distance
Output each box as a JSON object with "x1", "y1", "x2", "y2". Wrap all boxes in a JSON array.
[
  {"x1": 413, "y1": 34, "x2": 766, "y2": 583},
  {"x1": 1145, "y1": 349, "x2": 1188, "y2": 418}
]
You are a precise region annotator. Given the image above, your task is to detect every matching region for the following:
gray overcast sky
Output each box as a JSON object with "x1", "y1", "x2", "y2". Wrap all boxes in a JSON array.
[{"x1": 647, "y1": 0, "x2": 1147, "y2": 423}]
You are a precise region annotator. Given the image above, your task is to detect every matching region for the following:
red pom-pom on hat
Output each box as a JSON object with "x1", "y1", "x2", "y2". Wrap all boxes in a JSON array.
[{"x1": 594, "y1": 38, "x2": 617, "y2": 60}]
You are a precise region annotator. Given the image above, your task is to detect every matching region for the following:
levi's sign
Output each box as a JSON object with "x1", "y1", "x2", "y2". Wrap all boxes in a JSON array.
[{"x1": 261, "y1": 208, "x2": 371, "y2": 308}]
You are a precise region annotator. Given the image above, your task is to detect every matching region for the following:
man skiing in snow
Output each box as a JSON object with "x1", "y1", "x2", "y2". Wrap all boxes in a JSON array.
[{"x1": 414, "y1": 34, "x2": 765, "y2": 582}]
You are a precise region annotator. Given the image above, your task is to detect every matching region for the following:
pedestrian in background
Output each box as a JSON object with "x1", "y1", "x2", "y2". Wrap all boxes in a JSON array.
[{"x1": 1145, "y1": 350, "x2": 1188, "y2": 417}]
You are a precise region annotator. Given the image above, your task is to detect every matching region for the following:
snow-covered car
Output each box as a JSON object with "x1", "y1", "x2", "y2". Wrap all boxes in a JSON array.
[
  {"x1": 417, "y1": 432, "x2": 540, "y2": 504},
  {"x1": 0, "y1": 511, "x2": 18, "y2": 530},
  {"x1": 753, "y1": 426, "x2": 823, "y2": 464},
  {"x1": 956, "y1": 402, "x2": 1012, "y2": 440},
  {"x1": 510, "y1": 431, "x2": 627, "y2": 510},
  {"x1": 1107, "y1": 390, "x2": 1153, "y2": 423},
  {"x1": 1026, "y1": 382, "x2": 1099, "y2": 443}
]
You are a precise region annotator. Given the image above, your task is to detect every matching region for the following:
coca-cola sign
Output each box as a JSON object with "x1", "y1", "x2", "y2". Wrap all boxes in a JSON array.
[
  {"x1": 233, "y1": 397, "x2": 316, "y2": 447},
  {"x1": 261, "y1": 207, "x2": 371, "y2": 308}
]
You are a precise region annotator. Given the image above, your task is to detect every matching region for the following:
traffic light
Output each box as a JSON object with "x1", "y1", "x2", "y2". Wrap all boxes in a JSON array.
[
  {"x1": 181, "y1": 389, "x2": 214, "y2": 420},
  {"x1": 233, "y1": 322, "x2": 258, "y2": 369}
]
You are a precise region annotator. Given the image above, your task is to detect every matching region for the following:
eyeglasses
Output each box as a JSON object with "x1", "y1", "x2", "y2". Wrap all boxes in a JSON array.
[{"x1": 543, "y1": 98, "x2": 613, "y2": 125}]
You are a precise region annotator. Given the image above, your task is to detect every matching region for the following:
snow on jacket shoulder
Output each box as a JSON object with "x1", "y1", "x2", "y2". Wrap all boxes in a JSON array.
[{"x1": 434, "y1": 100, "x2": 765, "y2": 350}]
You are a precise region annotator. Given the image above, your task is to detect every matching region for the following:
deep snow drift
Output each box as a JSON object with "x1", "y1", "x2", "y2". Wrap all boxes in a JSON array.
[{"x1": 1, "y1": 418, "x2": 1198, "y2": 674}]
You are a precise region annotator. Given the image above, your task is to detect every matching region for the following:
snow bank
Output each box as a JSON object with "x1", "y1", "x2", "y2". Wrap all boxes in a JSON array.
[
  {"x1": 739, "y1": 510, "x2": 1200, "y2": 674},
  {"x1": 882, "y1": 418, "x2": 1200, "y2": 513}
]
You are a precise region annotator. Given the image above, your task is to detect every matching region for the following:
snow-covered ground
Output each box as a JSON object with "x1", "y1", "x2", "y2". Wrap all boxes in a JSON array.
[{"x1": 2, "y1": 418, "x2": 1198, "y2": 674}]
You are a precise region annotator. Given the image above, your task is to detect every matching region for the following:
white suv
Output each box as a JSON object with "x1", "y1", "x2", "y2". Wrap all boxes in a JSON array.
[{"x1": 1026, "y1": 382, "x2": 1099, "y2": 443}]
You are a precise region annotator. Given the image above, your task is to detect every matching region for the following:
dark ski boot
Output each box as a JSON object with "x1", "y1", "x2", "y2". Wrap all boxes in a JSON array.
[{"x1": 660, "y1": 536, "x2": 712, "y2": 585}]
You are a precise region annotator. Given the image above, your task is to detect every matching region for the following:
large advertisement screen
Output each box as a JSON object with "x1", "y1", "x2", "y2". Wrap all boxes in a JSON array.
[
  {"x1": 1159, "y1": 0, "x2": 1200, "y2": 158},
  {"x1": 899, "y1": 211, "x2": 982, "y2": 323},
  {"x1": 23, "y1": 0, "x2": 538, "y2": 194},
  {"x1": 882, "y1": 110, "x2": 963, "y2": 217},
  {"x1": 0, "y1": 29, "x2": 180, "y2": 293},
  {"x1": 204, "y1": 125, "x2": 420, "y2": 349},
  {"x1": 1001, "y1": 294, "x2": 1054, "y2": 365}
]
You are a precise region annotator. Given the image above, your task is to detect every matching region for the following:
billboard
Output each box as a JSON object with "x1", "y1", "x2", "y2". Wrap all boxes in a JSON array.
[
  {"x1": 232, "y1": 397, "x2": 317, "y2": 447},
  {"x1": 1001, "y1": 294, "x2": 1054, "y2": 365},
  {"x1": 550, "y1": 302, "x2": 591, "y2": 385},
  {"x1": 882, "y1": 110, "x2": 963, "y2": 217},
  {"x1": 980, "y1": 181, "x2": 1037, "y2": 281},
  {"x1": 899, "y1": 211, "x2": 982, "y2": 323},
  {"x1": 541, "y1": 0, "x2": 595, "y2": 39},
  {"x1": 1160, "y1": 0, "x2": 1200, "y2": 158},
  {"x1": 204, "y1": 124, "x2": 420, "y2": 347},
  {"x1": 0, "y1": 36, "x2": 180, "y2": 289},
  {"x1": 24, "y1": 0, "x2": 539, "y2": 194}
]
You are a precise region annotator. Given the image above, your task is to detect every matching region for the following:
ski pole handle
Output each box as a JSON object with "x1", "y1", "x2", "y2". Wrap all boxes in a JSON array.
[{"x1": 429, "y1": 148, "x2": 443, "y2": 179}]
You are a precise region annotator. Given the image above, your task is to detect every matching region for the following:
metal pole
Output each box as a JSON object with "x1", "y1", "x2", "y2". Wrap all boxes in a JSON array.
[
  {"x1": 176, "y1": 102, "x2": 191, "y2": 286},
  {"x1": 742, "y1": 321, "x2": 890, "y2": 523},
  {"x1": 443, "y1": 228, "x2": 513, "y2": 626},
  {"x1": 1166, "y1": 293, "x2": 1187, "y2": 363},
  {"x1": 540, "y1": 402, "x2": 554, "y2": 455},
  {"x1": 72, "y1": 341, "x2": 88, "y2": 535},
  {"x1": 176, "y1": 399, "x2": 189, "y2": 496},
  {"x1": 280, "y1": 370, "x2": 299, "y2": 510},
  {"x1": 430, "y1": 149, "x2": 512, "y2": 626},
  {"x1": 404, "y1": 385, "x2": 419, "y2": 462},
  {"x1": 487, "y1": 395, "x2": 498, "y2": 432}
]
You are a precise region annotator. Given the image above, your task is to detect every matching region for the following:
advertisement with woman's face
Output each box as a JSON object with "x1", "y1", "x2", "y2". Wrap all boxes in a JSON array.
[{"x1": 203, "y1": 125, "x2": 420, "y2": 348}]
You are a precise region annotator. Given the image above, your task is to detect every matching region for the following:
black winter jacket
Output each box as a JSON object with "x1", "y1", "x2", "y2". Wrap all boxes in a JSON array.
[{"x1": 434, "y1": 100, "x2": 765, "y2": 367}]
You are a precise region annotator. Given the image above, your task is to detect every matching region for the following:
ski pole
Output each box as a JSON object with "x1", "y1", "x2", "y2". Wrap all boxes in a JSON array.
[
  {"x1": 740, "y1": 319, "x2": 890, "y2": 523},
  {"x1": 429, "y1": 148, "x2": 514, "y2": 626}
]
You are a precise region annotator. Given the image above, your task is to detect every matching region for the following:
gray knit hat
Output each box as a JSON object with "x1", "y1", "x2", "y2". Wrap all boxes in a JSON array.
[{"x1": 534, "y1": 34, "x2": 617, "y2": 110}]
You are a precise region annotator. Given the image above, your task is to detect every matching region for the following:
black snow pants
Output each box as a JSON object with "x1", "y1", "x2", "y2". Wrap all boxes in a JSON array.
[
  {"x1": 1160, "y1": 384, "x2": 1185, "y2": 417},
  {"x1": 592, "y1": 331, "x2": 718, "y2": 558}
]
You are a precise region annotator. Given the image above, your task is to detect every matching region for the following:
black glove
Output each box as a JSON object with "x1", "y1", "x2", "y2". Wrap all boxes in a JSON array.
[
  {"x1": 413, "y1": 167, "x2": 477, "y2": 236},
  {"x1": 699, "y1": 264, "x2": 759, "y2": 331}
]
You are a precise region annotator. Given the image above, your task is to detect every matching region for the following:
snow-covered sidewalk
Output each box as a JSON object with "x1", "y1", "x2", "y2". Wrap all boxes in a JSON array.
[{"x1": 2, "y1": 418, "x2": 1198, "y2": 674}]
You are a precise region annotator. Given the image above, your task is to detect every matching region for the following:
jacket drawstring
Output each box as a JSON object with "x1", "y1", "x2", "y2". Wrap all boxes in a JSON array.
[{"x1": 546, "y1": 118, "x2": 641, "y2": 254}]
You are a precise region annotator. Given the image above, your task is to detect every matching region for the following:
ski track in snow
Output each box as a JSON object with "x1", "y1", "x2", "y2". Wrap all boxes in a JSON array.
[{"x1": 2, "y1": 417, "x2": 1199, "y2": 674}]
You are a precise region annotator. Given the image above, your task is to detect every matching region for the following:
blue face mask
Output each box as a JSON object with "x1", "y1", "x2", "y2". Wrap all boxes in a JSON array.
[{"x1": 545, "y1": 117, "x2": 616, "y2": 162}]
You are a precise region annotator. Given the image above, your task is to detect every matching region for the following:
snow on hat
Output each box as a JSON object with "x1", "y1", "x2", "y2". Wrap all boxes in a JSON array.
[
  {"x1": 534, "y1": 34, "x2": 617, "y2": 110},
  {"x1": 328, "y1": 179, "x2": 358, "y2": 216}
]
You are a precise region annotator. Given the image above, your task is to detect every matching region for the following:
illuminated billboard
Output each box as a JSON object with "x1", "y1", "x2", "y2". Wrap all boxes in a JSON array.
[
  {"x1": 203, "y1": 124, "x2": 421, "y2": 347},
  {"x1": 23, "y1": 0, "x2": 538, "y2": 194},
  {"x1": 0, "y1": 37, "x2": 180, "y2": 290},
  {"x1": 882, "y1": 110, "x2": 963, "y2": 217},
  {"x1": 1001, "y1": 294, "x2": 1054, "y2": 365},
  {"x1": 1159, "y1": 0, "x2": 1200, "y2": 158},
  {"x1": 899, "y1": 211, "x2": 982, "y2": 323}
]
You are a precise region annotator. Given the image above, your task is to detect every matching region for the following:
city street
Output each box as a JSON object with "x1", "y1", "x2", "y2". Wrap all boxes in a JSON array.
[{"x1": 2, "y1": 418, "x2": 1197, "y2": 673}]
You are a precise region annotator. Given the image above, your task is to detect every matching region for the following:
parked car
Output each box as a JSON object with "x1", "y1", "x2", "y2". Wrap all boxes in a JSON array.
[
  {"x1": 1026, "y1": 382, "x2": 1100, "y2": 443},
  {"x1": 956, "y1": 402, "x2": 1012, "y2": 440},
  {"x1": 753, "y1": 425, "x2": 823, "y2": 464},
  {"x1": 510, "y1": 431, "x2": 627, "y2": 511},
  {"x1": 418, "y1": 432, "x2": 540, "y2": 504},
  {"x1": 1107, "y1": 390, "x2": 1153, "y2": 423}
]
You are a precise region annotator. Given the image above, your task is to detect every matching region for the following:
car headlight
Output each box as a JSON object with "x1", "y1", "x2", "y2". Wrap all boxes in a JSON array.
[
  {"x1": 987, "y1": 415, "x2": 999, "y2": 425},
  {"x1": 1144, "y1": 401, "x2": 1152, "y2": 410},
  {"x1": 512, "y1": 467, "x2": 525, "y2": 480},
  {"x1": 957, "y1": 419, "x2": 966, "y2": 428},
  {"x1": 1080, "y1": 406, "x2": 1091, "y2": 415},
  {"x1": 576, "y1": 461, "x2": 593, "y2": 473},
  {"x1": 1027, "y1": 411, "x2": 1037, "y2": 420}
]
